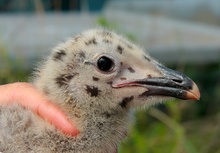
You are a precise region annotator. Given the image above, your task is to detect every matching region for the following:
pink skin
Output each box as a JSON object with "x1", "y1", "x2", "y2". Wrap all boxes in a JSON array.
[{"x1": 0, "y1": 82, "x2": 79, "y2": 136}]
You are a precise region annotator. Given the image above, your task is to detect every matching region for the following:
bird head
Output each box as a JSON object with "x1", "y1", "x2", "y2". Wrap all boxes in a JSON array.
[{"x1": 33, "y1": 29, "x2": 200, "y2": 147}]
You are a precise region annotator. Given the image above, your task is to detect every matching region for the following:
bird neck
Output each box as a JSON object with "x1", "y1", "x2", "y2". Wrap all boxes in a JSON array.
[{"x1": 60, "y1": 95, "x2": 133, "y2": 146}]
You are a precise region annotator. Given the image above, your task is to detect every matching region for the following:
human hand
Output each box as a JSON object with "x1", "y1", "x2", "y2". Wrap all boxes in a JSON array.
[{"x1": 0, "y1": 82, "x2": 79, "y2": 136}]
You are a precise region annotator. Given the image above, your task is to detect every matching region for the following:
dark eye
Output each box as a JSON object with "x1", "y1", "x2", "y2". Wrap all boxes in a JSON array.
[{"x1": 97, "y1": 56, "x2": 114, "y2": 72}]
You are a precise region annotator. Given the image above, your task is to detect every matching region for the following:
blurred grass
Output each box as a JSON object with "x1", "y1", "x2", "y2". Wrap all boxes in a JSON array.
[
  {"x1": 0, "y1": 17, "x2": 220, "y2": 153},
  {"x1": 97, "y1": 16, "x2": 138, "y2": 42},
  {"x1": 0, "y1": 45, "x2": 30, "y2": 84}
]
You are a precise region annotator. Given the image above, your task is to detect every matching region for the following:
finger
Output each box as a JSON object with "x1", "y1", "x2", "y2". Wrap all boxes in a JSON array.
[
  {"x1": 0, "y1": 82, "x2": 79, "y2": 136},
  {"x1": 37, "y1": 98, "x2": 80, "y2": 136}
]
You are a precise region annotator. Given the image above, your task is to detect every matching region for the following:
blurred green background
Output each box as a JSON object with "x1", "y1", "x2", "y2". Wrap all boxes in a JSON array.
[{"x1": 0, "y1": 0, "x2": 220, "y2": 153}]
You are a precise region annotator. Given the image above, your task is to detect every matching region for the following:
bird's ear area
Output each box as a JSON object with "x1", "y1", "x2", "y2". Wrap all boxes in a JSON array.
[
  {"x1": 50, "y1": 35, "x2": 87, "y2": 63},
  {"x1": 51, "y1": 48, "x2": 68, "y2": 62},
  {"x1": 112, "y1": 60, "x2": 200, "y2": 101}
]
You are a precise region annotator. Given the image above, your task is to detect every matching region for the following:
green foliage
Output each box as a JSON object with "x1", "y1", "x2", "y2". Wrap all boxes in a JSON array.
[
  {"x1": 0, "y1": 45, "x2": 29, "y2": 84},
  {"x1": 97, "y1": 17, "x2": 137, "y2": 42},
  {"x1": 97, "y1": 16, "x2": 118, "y2": 29},
  {"x1": 119, "y1": 107, "x2": 198, "y2": 153}
]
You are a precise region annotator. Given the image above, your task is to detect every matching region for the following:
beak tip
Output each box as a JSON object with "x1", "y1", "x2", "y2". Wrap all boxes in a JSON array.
[{"x1": 186, "y1": 82, "x2": 200, "y2": 100}]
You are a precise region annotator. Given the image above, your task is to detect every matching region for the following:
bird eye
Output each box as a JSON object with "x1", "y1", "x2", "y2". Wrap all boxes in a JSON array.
[{"x1": 97, "y1": 56, "x2": 114, "y2": 72}]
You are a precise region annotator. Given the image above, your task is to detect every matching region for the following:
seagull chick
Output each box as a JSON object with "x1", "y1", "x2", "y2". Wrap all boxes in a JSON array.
[{"x1": 0, "y1": 29, "x2": 200, "y2": 153}]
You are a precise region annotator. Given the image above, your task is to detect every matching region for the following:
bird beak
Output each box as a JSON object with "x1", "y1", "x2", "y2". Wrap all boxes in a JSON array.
[{"x1": 113, "y1": 64, "x2": 200, "y2": 101}]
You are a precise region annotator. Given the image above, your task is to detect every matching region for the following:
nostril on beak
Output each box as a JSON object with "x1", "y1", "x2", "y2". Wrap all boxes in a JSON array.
[{"x1": 172, "y1": 79, "x2": 183, "y2": 84}]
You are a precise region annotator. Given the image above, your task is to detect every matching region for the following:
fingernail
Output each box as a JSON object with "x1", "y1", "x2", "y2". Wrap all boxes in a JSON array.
[{"x1": 62, "y1": 119, "x2": 80, "y2": 137}]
